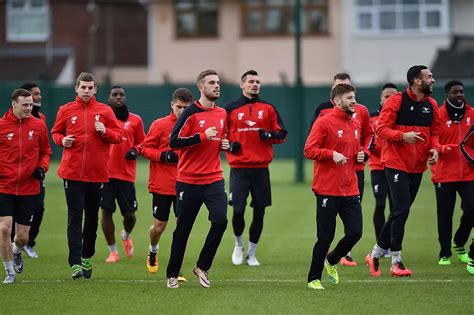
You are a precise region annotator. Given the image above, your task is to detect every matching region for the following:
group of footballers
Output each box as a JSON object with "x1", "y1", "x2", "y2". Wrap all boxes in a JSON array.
[{"x1": 0, "y1": 66, "x2": 472, "y2": 289}]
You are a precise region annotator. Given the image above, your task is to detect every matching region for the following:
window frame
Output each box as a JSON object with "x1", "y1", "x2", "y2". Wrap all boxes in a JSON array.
[
  {"x1": 240, "y1": 0, "x2": 330, "y2": 38},
  {"x1": 353, "y1": 0, "x2": 449, "y2": 36},
  {"x1": 174, "y1": 0, "x2": 219, "y2": 39},
  {"x1": 6, "y1": 0, "x2": 50, "y2": 42}
]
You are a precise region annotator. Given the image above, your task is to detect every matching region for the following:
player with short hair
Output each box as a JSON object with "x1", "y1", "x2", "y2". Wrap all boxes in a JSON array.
[
  {"x1": 225, "y1": 69, "x2": 287, "y2": 267},
  {"x1": 366, "y1": 65, "x2": 441, "y2": 277},
  {"x1": 368, "y1": 83, "x2": 398, "y2": 255},
  {"x1": 141, "y1": 87, "x2": 193, "y2": 278},
  {"x1": 305, "y1": 83, "x2": 364, "y2": 290},
  {"x1": 101, "y1": 86, "x2": 146, "y2": 263},
  {"x1": 165, "y1": 70, "x2": 229, "y2": 289},
  {"x1": 431, "y1": 80, "x2": 473, "y2": 266},
  {"x1": 51, "y1": 72, "x2": 122, "y2": 279},
  {"x1": 0, "y1": 88, "x2": 51, "y2": 284}
]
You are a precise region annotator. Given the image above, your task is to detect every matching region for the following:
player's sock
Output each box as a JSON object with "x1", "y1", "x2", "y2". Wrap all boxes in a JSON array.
[
  {"x1": 3, "y1": 260, "x2": 14, "y2": 273},
  {"x1": 391, "y1": 251, "x2": 402, "y2": 264},
  {"x1": 247, "y1": 241, "x2": 258, "y2": 257},
  {"x1": 108, "y1": 244, "x2": 117, "y2": 253},
  {"x1": 371, "y1": 244, "x2": 385, "y2": 258},
  {"x1": 12, "y1": 243, "x2": 21, "y2": 254},
  {"x1": 121, "y1": 229, "x2": 130, "y2": 240},
  {"x1": 235, "y1": 235, "x2": 244, "y2": 248},
  {"x1": 149, "y1": 244, "x2": 159, "y2": 253}
]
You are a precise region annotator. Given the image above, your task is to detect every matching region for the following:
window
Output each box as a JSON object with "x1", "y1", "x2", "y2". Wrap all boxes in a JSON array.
[
  {"x1": 242, "y1": 0, "x2": 329, "y2": 36},
  {"x1": 6, "y1": 0, "x2": 50, "y2": 42},
  {"x1": 175, "y1": 0, "x2": 218, "y2": 38},
  {"x1": 355, "y1": 0, "x2": 448, "y2": 35}
]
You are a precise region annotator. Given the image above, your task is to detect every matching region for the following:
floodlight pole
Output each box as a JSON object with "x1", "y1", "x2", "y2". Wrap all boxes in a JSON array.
[{"x1": 294, "y1": 0, "x2": 305, "y2": 183}]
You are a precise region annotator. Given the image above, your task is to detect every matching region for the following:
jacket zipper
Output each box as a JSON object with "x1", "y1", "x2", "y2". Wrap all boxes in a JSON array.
[
  {"x1": 16, "y1": 120, "x2": 23, "y2": 195},
  {"x1": 80, "y1": 105, "x2": 87, "y2": 180}
]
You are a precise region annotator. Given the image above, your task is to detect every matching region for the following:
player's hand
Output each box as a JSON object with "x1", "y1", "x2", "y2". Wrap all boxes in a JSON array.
[
  {"x1": 205, "y1": 127, "x2": 218, "y2": 140},
  {"x1": 95, "y1": 121, "x2": 106, "y2": 135},
  {"x1": 356, "y1": 150, "x2": 365, "y2": 163},
  {"x1": 428, "y1": 148, "x2": 439, "y2": 165},
  {"x1": 32, "y1": 167, "x2": 45, "y2": 181},
  {"x1": 258, "y1": 129, "x2": 271, "y2": 141},
  {"x1": 403, "y1": 131, "x2": 424, "y2": 144},
  {"x1": 160, "y1": 150, "x2": 178, "y2": 164},
  {"x1": 333, "y1": 151, "x2": 348, "y2": 165},
  {"x1": 62, "y1": 135, "x2": 75, "y2": 147},
  {"x1": 441, "y1": 144, "x2": 458, "y2": 154},
  {"x1": 124, "y1": 147, "x2": 138, "y2": 160},
  {"x1": 228, "y1": 141, "x2": 241, "y2": 154},
  {"x1": 221, "y1": 138, "x2": 230, "y2": 150}
]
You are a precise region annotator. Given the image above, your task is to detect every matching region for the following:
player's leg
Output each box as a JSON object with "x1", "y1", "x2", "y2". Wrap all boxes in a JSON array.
[
  {"x1": 117, "y1": 180, "x2": 138, "y2": 257},
  {"x1": 101, "y1": 180, "x2": 118, "y2": 262},
  {"x1": 0, "y1": 196, "x2": 15, "y2": 284},
  {"x1": 434, "y1": 182, "x2": 456, "y2": 265},
  {"x1": 229, "y1": 169, "x2": 250, "y2": 265},
  {"x1": 455, "y1": 181, "x2": 474, "y2": 263},
  {"x1": 25, "y1": 181, "x2": 45, "y2": 258}
]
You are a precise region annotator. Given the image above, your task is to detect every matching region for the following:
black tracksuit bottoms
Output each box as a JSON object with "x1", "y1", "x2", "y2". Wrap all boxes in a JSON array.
[
  {"x1": 166, "y1": 179, "x2": 228, "y2": 278},
  {"x1": 308, "y1": 195, "x2": 362, "y2": 282},
  {"x1": 377, "y1": 168, "x2": 422, "y2": 252},
  {"x1": 434, "y1": 181, "x2": 474, "y2": 259},
  {"x1": 64, "y1": 180, "x2": 103, "y2": 266}
]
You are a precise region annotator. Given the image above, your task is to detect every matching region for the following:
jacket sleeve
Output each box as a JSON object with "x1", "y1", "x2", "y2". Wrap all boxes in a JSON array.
[
  {"x1": 268, "y1": 105, "x2": 288, "y2": 144},
  {"x1": 429, "y1": 99, "x2": 442, "y2": 152},
  {"x1": 141, "y1": 121, "x2": 163, "y2": 162},
  {"x1": 133, "y1": 117, "x2": 146, "y2": 151},
  {"x1": 38, "y1": 120, "x2": 52, "y2": 172},
  {"x1": 169, "y1": 112, "x2": 206, "y2": 149},
  {"x1": 359, "y1": 106, "x2": 374, "y2": 155},
  {"x1": 376, "y1": 94, "x2": 405, "y2": 143},
  {"x1": 51, "y1": 105, "x2": 66, "y2": 147},
  {"x1": 101, "y1": 109, "x2": 122, "y2": 144},
  {"x1": 304, "y1": 119, "x2": 333, "y2": 161}
]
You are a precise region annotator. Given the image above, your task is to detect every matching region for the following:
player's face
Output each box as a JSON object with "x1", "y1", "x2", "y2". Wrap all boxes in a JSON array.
[
  {"x1": 30, "y1": 87, "x2": 42, "y2": 105},
  {"x1": 241, "y1": 74, "x2": 260, "y2": 98},
  {"x1": 418, "y1": 69, "x2": 435, "y2": 96},
  {"x1": 380, "y1": 87, "x2": 398, "y2": 106},
  {"x1": 12, "y1": 95, "x2": 33, "y2": 119},
  {"x1": 336, "y1": 91, "x2": 356, "y2": 115},
  {"x1": 447, "y1": 85, "x2": 465, "y2": 106},
  {"x1": 171, "y1": 99, "x2": 190, "y2": 118},
  {"x1": 109, "y1": 88, "x2": 126, "y2": 108},
  {"x1": 200, "y1": 75, "x2": 220, "y2": 101},
  {"x1": 75, "y1": 80, "x2": 97, "y2": 102}
]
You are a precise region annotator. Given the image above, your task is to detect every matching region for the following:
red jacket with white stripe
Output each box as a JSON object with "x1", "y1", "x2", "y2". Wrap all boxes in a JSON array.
[
  {"x1": 169, "y1": 101, "x2": 227, "y2": 185},
  {"x1": 0, "y1": 109, "x2": 51, "y2": 195},
  {"x1": 310, "y1": 100, "x2": 373, "y2": 171},
  {"x1": 141, "y1": 112, "x2": 178, "y2": 195},
  {"x1": 304, "y1": 107, "x2": 361, "y2": 196},
  {"x1": 224, "y1": 95, "x2": 287, "y2": 168},
  {"x1": 377, "y1": 87, "x2": 441, "y2": 173},
  {"x1": 431, "y1": 102, "x2": 474, "y2": 183},
  {"x1": 51, "y1": 96, "x2": 122, "y2": 183},
  {"x1": 107, "y1": 112, "x2": 145, "y2": 182}
]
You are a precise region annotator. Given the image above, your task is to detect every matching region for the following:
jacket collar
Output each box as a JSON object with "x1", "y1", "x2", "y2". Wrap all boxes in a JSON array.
[
  {"x1": 406, "y1": 86, "x2": 429, "y2": 102},
  {"x1": 169, "y1": 111, "x2": 178, "y2": 121},
  {"x1": 332, "y1": 106, "x2": 353, "y2": 120},
  {"x1": 241, "y1": 94, "x2": 261, "y2": 104},
  {"x1": 75, "y1": 95, "x2": 97, "y2": 106}
]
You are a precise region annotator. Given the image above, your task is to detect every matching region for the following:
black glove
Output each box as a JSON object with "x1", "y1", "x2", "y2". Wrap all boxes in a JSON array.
[
  {"x1": 228, "y1": 141, "x2": 241, "y2": 154},
  {"x1": 258, "y1": 129, "x2": 271, "y2": 141},
  {"x1": 125, "y1": 147, "x2": 138, "y2": 160},
  {"x1": 32, "y1": 167, "x2": 45, "y2": 181},
  {"x1": 160, "y1": 150, "x2": 178, "y2": 164}
]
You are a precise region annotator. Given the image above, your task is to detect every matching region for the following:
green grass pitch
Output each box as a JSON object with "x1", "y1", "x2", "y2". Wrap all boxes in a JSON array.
[{"x1": 1, "y1": 160, "x2": 472, "y2": 314}]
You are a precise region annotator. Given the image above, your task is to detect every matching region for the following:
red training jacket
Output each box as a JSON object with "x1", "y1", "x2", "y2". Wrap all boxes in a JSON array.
[
  {"x1": 0, "y1": 109, "x2": 51, "y2": 195},
  {"x1": 224, "y1": 95, "x2": 287, "y2": 168},
  {"x1": 107, "y1": 112, "x2": 145, "y2": 182},
  {"x1": 310, "y1": 99, "x2": 373, "y2": 171},
  {"x1": 169, "y1": 101, "x2": 227, "y2": 185},
  {"x1": 141, "y1": 112, "x2": 178, "y2": 195},
  {"x1": 304, "y1": 107, "x2": 361, "y2": 196},
  {"x1": 431, "y1": 102, "x2": 474, "y2": 183},
  {"x1": 51, "y1": 96, "x2": 122, "y2": 183},
  {"x1": 377, "y1": 87, "x2": 441, "y2": 173},
  {"x1": 368, "y1": 110, "x2": 385, "y2": 171}
]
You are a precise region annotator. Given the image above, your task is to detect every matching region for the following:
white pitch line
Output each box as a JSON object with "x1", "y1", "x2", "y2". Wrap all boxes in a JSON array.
[{"x1": 18, "y1": 278, "x2": 474, "y2": 284}]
